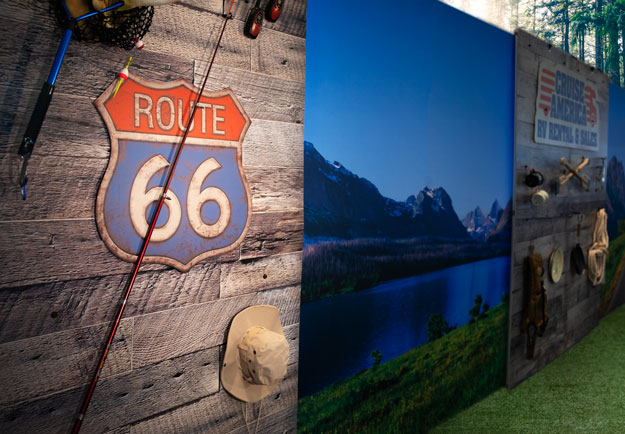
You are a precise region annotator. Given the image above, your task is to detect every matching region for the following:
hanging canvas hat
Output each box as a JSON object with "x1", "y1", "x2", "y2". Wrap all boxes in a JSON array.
[{"x1": 221, "y1": 305, "x2": 290, "y2": 403}]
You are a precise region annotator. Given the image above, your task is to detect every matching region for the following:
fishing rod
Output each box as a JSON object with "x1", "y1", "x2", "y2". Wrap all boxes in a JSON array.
[
  {"x1": 71, "y1": 1, "x2": 236, "y2": 432},
  {"x1": 17, "y1": 0, "x2": 126, "y2": 200}
]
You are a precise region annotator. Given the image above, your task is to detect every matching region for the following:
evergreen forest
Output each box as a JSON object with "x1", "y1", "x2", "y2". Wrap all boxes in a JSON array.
[{"x1": 443, "y1": 0, "x2": 625, "y2": 87}]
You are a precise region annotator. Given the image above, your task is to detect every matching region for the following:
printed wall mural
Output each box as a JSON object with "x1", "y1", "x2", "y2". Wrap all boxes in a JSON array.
[
  {"x1": 602, "y1": 83, "x2": 625, "y2": 316},
  {"x1": 298, "y1": 1, "x2": 514, "y2": 432}
]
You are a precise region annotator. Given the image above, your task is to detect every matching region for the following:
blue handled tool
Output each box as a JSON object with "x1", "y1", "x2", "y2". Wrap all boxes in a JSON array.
[{"x1": 17, "y1": 0, "x2": 125, "y2": 200}]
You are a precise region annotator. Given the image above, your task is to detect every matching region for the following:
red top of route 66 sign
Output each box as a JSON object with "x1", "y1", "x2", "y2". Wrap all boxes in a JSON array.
[{"x1": 95, "y1": 74, "x2": 252, "y2": 272}]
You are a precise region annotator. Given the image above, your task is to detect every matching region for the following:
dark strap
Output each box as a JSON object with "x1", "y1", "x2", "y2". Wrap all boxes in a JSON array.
[{"x1": 18, "y1": 82, "x2": 55, "y2": 157}]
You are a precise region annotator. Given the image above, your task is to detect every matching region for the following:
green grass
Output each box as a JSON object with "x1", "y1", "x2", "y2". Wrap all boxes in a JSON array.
[
  {"x1": 431, "y1": 305, "x2": 625, "y2": 434},
  {"x1": 297, "y1": 303, "x2": 508, "y2": 434},
  {"x1": 600, "y1": 232, "x2": 625, "y2": 314}
]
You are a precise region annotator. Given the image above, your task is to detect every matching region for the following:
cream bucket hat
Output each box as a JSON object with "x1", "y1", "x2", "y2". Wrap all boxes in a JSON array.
[{"x1": 221, "y1": 305, "x2": 289, "y2": 403}]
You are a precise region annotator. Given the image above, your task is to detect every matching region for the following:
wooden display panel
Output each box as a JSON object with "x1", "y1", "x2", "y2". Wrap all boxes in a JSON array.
[{"x1": 0, "y1": 1, "x2": 305, "y2": 432}]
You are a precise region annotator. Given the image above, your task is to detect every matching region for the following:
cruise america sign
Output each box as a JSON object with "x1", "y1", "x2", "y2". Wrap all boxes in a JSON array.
[{"x1": 534, "y1": 60, "x2": 599, "y2": 151}]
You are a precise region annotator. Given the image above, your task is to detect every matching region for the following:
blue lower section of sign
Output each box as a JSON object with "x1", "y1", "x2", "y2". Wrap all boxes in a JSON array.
[{"x1": 103, "y1": 140, "x2": 249, "y2": 264}]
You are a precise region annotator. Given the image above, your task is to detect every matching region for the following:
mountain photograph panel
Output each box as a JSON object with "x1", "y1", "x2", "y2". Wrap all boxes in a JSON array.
[
  {"x1": 602, "y1": 83, "x2": 625, "y2": 317},
  {"x1": 298, "y1": 1, "x2": 514, "y2": 432}
]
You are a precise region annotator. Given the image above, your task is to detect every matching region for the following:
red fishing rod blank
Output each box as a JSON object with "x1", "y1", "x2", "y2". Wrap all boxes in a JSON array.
[{"x1": 71, "y1": 2, "x2": 236, "y2": 432}]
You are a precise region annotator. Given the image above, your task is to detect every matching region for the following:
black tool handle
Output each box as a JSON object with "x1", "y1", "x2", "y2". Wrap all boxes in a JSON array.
[{"x1": 18, "y1": 82, "x2": 55, "y2": 156}]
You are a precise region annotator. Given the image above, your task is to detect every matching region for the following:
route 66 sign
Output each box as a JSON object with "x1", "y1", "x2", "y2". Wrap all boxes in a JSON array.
[{"x1": 95, "y1": 74, "x2": 252, "y2": 271}]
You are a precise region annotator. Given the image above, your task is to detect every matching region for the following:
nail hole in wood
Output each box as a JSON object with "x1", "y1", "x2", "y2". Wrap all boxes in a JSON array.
[
  {"x1": 50, "y1": 312, "x2": 58, "y2": 319},
  {"x1": 173, "y1": 372, "x2": 183, "y2": 378},
  {"x1": 143, "y1": 383, "x2": 154, "y2": 389},
  {"x1": 263, "y1": 273, "x2": 267, "y2": 279}
]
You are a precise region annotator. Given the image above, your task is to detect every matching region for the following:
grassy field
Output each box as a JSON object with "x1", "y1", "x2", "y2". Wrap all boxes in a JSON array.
[
  {"x1": 431, "y1": 305, "x2": 625, "y2": 433},
  {"x1": 297, "y1": 302, "x2": 508, "y2": 433},
  {"x1": 600, "y1": 232, "x2": 625, "y2": 315}
]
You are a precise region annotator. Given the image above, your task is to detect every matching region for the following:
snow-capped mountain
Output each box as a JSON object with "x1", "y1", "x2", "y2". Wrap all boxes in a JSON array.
[
  {"x1": 462, "y1": 200, "x2": 505, "y2": 241},
  {"x1": 304, "y1": 141, "x2": 469, "y2": 240}
]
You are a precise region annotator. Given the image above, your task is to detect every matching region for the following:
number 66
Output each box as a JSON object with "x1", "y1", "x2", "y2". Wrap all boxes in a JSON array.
[{"x1": 130, "y1": 155, "x2": 231, "y2": 242}]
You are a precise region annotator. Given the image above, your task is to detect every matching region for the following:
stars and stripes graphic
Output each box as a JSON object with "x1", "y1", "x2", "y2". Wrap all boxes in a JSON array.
[
  {"x1": 584, "y1": 84, "x2": 597, "y2": 127},
  {"x1": 538, "y1": 67, "x2": 555, "y2": 116}
]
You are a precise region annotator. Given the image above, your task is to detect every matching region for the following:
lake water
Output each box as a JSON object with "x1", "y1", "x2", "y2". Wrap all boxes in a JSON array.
[{"x1": 298, "y1": 255, "x2": 511, "y2": 397}]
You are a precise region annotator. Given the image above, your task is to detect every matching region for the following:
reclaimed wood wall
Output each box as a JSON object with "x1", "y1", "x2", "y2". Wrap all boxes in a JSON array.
[
  {"x1": 508, "y1": 30, "x2": 608, "y2": 388},
  {"x1": 0, "y1": 0, "x2": 305, "y2": 432}
]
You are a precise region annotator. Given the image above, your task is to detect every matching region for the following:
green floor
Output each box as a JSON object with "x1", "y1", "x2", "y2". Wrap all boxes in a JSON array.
[{"x1": 431, "y1": 305, "x2": 625, "y2": 433}]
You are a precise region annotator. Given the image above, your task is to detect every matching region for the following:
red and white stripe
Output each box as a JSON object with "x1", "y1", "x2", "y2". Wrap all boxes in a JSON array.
[{"x1": 538, "y1": 68, "x2": 555, "y2": 115}]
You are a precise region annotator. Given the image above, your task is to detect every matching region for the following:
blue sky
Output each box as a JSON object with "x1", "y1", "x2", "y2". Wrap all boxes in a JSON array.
[
  {"x1": 304, "y1": 0, "x2": 514, "y2": 216},
  {"x1": 609, "y1": 83, "x2": 625, "y2": 164}
]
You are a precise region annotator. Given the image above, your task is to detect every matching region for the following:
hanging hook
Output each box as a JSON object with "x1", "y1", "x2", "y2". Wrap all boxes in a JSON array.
[{"x1": 18, "y1": 153, "x2": 30, "y2": 200}]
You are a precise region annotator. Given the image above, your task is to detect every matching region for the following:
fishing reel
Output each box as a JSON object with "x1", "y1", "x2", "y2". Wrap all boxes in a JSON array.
[
  {"x1": 244, "y1": 0, "x2": 284, "y2": 39},
  {"x1": 265, "y1": 0, "x2": 283, "y2": 22},
  {"x1": 244, "y1": 0, "x2": 263, "y2": 39}
]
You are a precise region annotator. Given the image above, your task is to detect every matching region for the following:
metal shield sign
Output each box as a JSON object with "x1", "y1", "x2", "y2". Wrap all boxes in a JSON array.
[
  {"x1": 95, "y1": 74, "x2": 252, "y2": 271},
  {"x1": 534, "y1": 59, "x2": 600, "y2": 150}
]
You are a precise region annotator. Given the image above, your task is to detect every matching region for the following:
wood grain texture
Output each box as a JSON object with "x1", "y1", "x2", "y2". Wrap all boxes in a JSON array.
[
  {"x1": 0, "y1": 318, "x2": 132, "y2": 406},
  {"x1": 182, "y1": 0, "x2": 306, "y2": 38},
  {"x1": 0, "y1": 153, "x2": 303, "y2": 224},
  {"x1": 246, "y1": 168, "x2": 303, "y2": 213},
  {"x1": 240, "y1": 210, "x2": 304, "y2": 259},
  {"x1": 132, "y1": 285, "x2": 300, "y2": 369},
  {"x1": 508, "y1": 31, "x2": 607, "y2": 389},
  {"x1": 194, "y1": 61, "x2": 305, "y2": 123},
  {"x1": 220, "y1": 252, "x2": 302, "y2": 298},
  {"x1": 0, "y1": 347, "x2": 220, "y2": 434},
  {"x1": 0, "y1": 263, "x2": 220, "y2": 345},
  {"x1": 252, "y1": 29, "x2": 306, "y2": 83},
  {"x1": 0, "y1": 209, "x2": 304, "y2": 287},
  {"x1": 0, "y1": 0, "x2": 304, "y2": 430},
  {"x1": 128, "y1": 362, "x2": 298, "y2": 434},
  {"x1": 226, "y1": 404, "x2": 297, "y2": 434}
]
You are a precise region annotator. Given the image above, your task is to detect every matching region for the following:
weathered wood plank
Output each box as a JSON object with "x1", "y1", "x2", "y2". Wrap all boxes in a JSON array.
[
  {"x1": 0, "y1": 208, "x2": 305, "y2": 287},
  {"x1": 144, "y1": 4, "x2": 251, "y2": 73},
  {"x1": 0, "y1": 154, "x2": 106, "y2": 220},
  {"x1": 0, "y1": 347, "x2": 220, "y2": 434},
  {"x1": 132, "y1": 285, "x2": 299, "y2": 368},
  {"x1": 182, "y1": 0, "x2": 306, "y2": 38},
  {"x1": 252, "y1": 29, "x2": 306, "y2": 83},
  {"x1": 226, "y1": 403, "x2": 297, "y2": 434},
  {"x1": 128, "y1": 362, "x2": 297, "y2": 434},
  {"x1": 195, "y1": 61, "x2": 305, "y2": 123},
  {"x1": 240, "y1": 210, "x2": 303, "y2": 260},
  {"x1": 0, "y1": 263, "x2": 220, "y2": 345},
  {"x1": 0, "y1": 218, "x2": 239, "y2": 288},
  {"x1": 2, "y1": 78, "x2": 303, "y2": 163},
  {"x1": 246, "y1": 168, "x2": 303, "y2": 213},
  {"x1": 145, "y1": 3, "x2": 305, "y2": 82},
  {"x1": 0, "y1": 154, "x2": 302, "y2": 221},
  {"x1": 509, "y1": 31, "x2": 606, "y2": 389},
  {"x1": 0, "y1": 318, "x2": 132, "y2": 406},
  {"x1": 242, "y1": 120, "x2": 304, "y2": 168},
  {"x1": 220, "y1": 251, "x2": 302, "y2": 298}
]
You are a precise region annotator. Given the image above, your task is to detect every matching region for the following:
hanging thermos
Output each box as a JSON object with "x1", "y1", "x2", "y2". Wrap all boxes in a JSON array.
[
  {"x1": 265, "y1": 0, "x2": 283, "y2": 22},
  {"x1": 244, "y1": 0, "x2": 263, "y2": 38}
]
